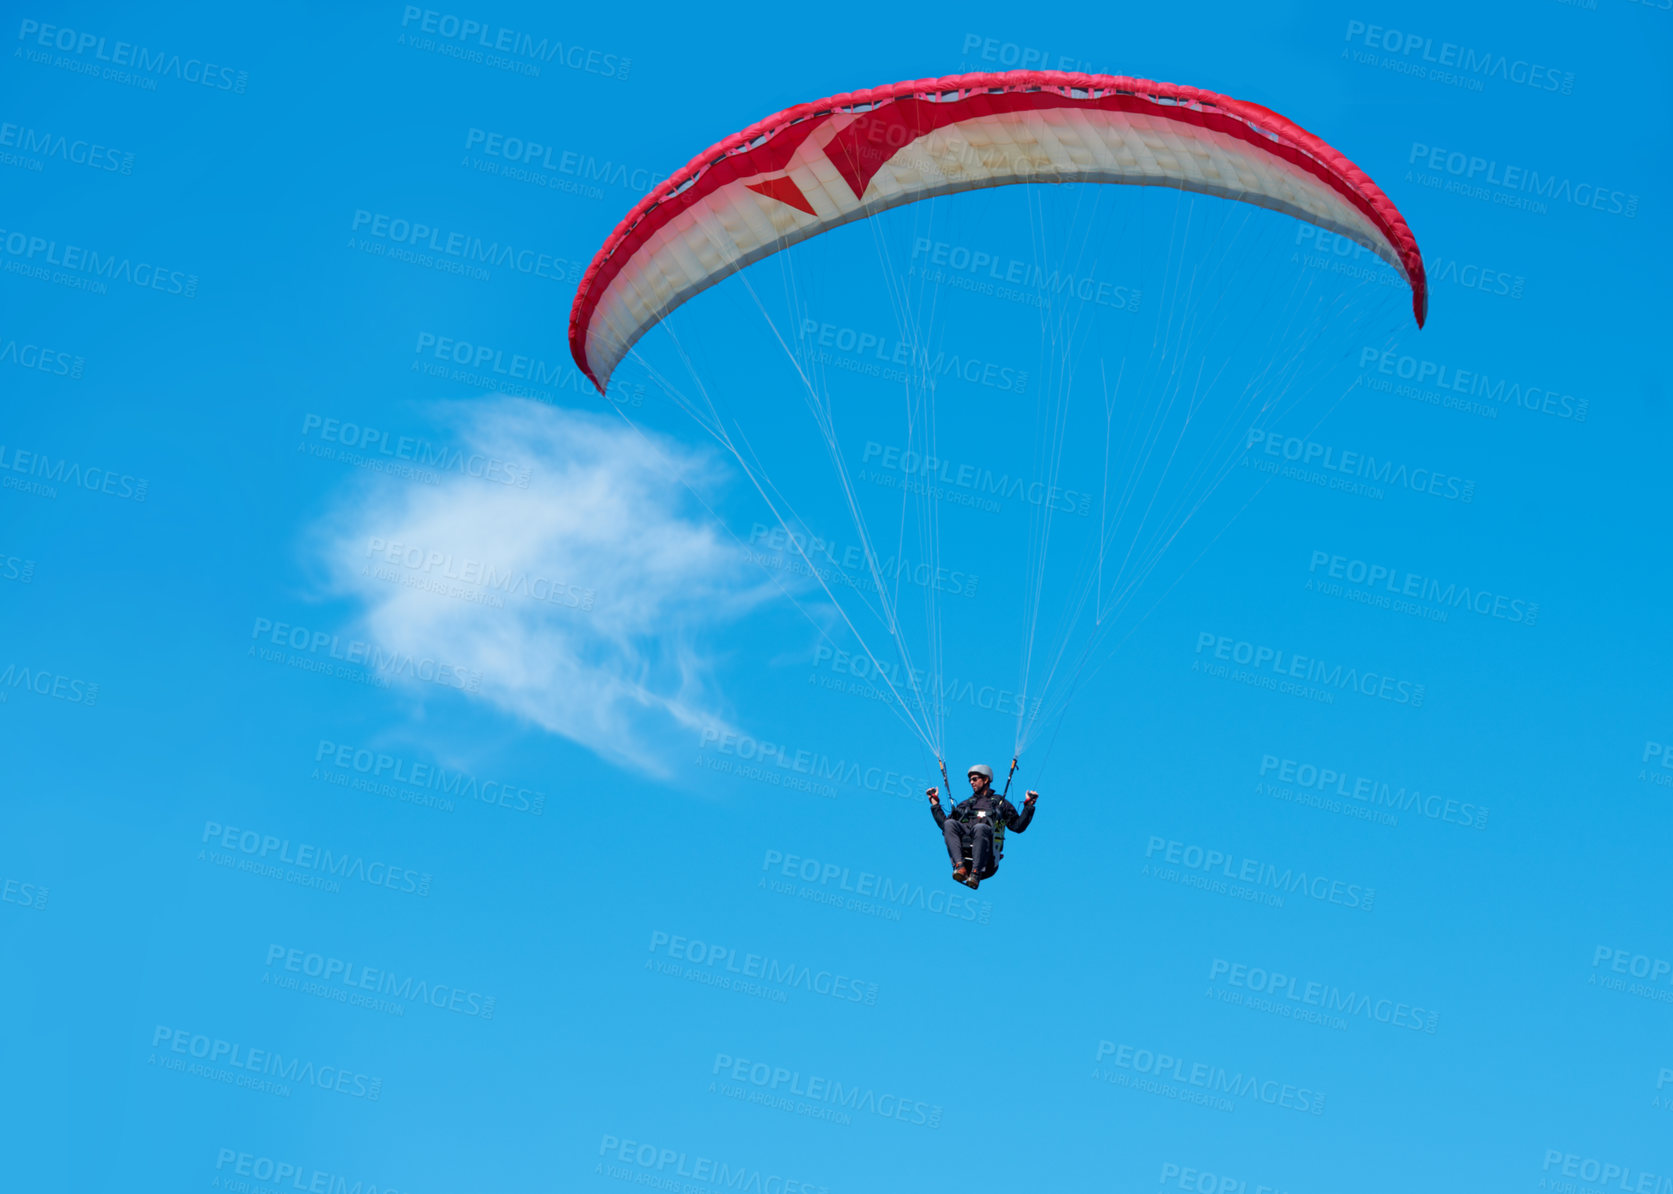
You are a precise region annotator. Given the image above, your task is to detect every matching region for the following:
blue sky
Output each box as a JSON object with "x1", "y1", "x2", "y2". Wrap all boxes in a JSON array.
[{"x1": 3, "y1": 3, "x2": 1671, "y2": 1192}]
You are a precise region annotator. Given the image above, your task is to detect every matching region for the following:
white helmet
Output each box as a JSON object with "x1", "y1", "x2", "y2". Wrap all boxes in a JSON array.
[{"x1": 967, "y1": 764, "x2": 993, "y2": 781}]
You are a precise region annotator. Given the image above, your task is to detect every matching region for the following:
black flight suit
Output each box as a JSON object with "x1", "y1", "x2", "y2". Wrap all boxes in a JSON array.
[{"x1": 932, "y1": 790, "x2": 1035, "y2": 876}]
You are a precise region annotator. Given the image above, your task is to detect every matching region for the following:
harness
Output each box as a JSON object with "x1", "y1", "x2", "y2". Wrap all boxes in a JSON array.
[
  {"x1": 980, "y1": 757, "x2": 1019, "y2": 862},
  {"x1": 954, "y1": 796, "x2": 1010, "y2": 868},
  {"x1": 941, "y1": 757, "x2": 1020, "y2": 873}
]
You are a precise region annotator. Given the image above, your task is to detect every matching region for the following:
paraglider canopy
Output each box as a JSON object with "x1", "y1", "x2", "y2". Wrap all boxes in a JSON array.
[
  {"x1": 562, "y1": 66, "x2": 1429, "y2": 776},
  {"x1": 569, "y1": 69, "x2": 1426, "y2": 393}
]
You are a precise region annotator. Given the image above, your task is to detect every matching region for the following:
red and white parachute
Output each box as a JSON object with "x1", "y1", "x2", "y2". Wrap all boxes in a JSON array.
[
  {"x1": 564, "y1": 70, "x2": 1427, "y2": 770},
  {"x1": 570, "y1": 70, "x2": 1425, "y2": 393}
]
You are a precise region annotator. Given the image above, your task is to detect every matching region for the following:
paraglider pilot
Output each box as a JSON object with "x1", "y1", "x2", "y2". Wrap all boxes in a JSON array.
[{"x1": 928, "y1": 764, "x2": 1037, "y2": 889}]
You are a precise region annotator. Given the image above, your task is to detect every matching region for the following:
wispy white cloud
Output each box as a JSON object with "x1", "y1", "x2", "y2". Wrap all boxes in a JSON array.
[{"x1": 315, "y1": 397, "x2": 775, "y2": 777}]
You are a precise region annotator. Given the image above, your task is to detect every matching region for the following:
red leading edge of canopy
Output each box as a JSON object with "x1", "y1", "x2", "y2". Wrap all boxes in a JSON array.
[{"x1": 567, "y1": 70, "x2": 1429, "y2": 393}]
